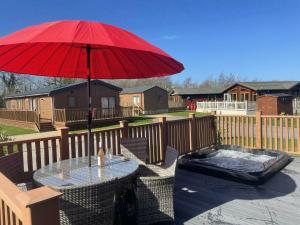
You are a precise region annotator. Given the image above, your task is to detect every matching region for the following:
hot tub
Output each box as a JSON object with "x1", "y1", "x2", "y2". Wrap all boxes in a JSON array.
[{"x1": 178, "y1": 145, "x2": 291, "y2": 184}]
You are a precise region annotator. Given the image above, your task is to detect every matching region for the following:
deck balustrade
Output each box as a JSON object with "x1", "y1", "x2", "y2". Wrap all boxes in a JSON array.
[
  {"x1": 197, "y1": 101, "x2": 256, "y2": 113},
  {"x1": 0, "y1": 114, "x2": 216, "y2": 225},
  {"x1": 2, "y1": 112, "x2": 300, "y2": 225}
]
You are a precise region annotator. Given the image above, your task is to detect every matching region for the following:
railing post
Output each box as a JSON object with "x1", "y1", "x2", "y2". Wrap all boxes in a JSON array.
[
  {"x1": 210, "y1": 111, "x2": 218, "y2": 144},
  {"x1": 256, "y1": 111, "x2": 262, "y2": 149},
  {"x1": 17, "y1": 187, "x2": 62, "y2": 225},
  {"x1": 189, "y1": 113, "x2": 196, "y2": 151},
  {"x1": 120, "y1": 120, "x2": 129, "y2": 138},
  {"x1": 59, "y1": 127, "x2": 69, "y2": 160},
  {"x1": 159, "y1": 117, "x2": 167, "y2": 161},
  {"x1": 63, "y1": 108, "x2": 67, "y2": 123}
]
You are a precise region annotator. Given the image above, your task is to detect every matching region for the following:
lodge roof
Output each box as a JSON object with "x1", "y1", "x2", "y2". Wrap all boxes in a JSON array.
[
  {"x1": 4, "y1": 80, "x2": 122, "y2": 99},
  {"x1": 120, "y1": 85, "x2": 167, "y2": 94},
  {"x1": 171, "y1": 87, "x2": 225, "y2": 96},
  {"x1": 259, "y1": 93, "x2": 293, "y2": 98},
  {"x1": 226, "y1": 81, "x2": 300, "y2": 92},
  {"x1": 171, "y1": 81, "x2": 300, "y2": 96}
]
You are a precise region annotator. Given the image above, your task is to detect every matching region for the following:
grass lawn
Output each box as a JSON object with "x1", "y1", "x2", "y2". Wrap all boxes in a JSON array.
[
  {"x1": 164, "y1": 110, "x2": 209, "y2": 117},
  {"x1": 70, "y1": 116, "x2": 154, "y2": 134},
  {"x1": 0, "y1": 124, "x2": 37, "y2": 136}
]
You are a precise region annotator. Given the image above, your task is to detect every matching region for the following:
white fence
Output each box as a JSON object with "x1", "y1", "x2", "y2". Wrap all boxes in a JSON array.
[
  {"x1": 197, "y1": 101, "x2": 256, "y2": 115},
  {"x1": 293, "y1": 98, "x2": 300, "y2": 114}
]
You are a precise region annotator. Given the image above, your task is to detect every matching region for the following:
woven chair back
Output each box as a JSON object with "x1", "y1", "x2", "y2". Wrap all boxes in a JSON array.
[
  {"x1": 120, "y1": 138, "x2": 149, "y2": 164},
  {"x1": 164, "y1": 146, "x2": 179, "y2": 174}
]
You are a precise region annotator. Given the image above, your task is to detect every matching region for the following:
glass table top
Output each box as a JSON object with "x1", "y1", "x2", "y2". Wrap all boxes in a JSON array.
[{"x1": 33, "y1": 156, "x2": 139, "y2": 189}]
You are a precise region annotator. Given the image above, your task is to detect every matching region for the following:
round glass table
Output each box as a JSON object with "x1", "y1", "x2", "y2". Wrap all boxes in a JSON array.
[{"x1": 34, "y1": 156, "x2": 139, "y2": 225}]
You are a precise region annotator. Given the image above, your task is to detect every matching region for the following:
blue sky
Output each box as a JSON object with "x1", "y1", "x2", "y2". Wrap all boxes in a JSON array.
[{"x1": 0, "y1": 0, "x2": 299, "y2": 83}]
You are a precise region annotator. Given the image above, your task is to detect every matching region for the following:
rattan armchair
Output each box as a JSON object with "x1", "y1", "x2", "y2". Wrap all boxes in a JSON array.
[{"x1": 121, "y1": 138, "x2": 179, "y2": 225}]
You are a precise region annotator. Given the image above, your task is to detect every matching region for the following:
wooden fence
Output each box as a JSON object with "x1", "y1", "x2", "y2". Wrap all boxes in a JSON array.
[
  {"x1": 216, "y1": 112, "x2": 300, "y2": 155},
  {"x1": 0, "y1": 114, "x2": 216, "y2": 225},
  {"x1": 0, "y1": 114, "x2": 216, "y2": 171},
  {"x1": 0, "y1": 109, "x2": 38, "y2": 123},
  {"x1": 54, "y1": 107, "x2": 135, "y2": 123},
  {"x1": 0, "y1": 172, "x2": 61, "y2": 225}
]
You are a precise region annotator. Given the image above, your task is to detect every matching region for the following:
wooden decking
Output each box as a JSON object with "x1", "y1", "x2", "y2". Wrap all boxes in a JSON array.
[{"x1": 174, "y1": 157, "x2": 300, "y2": 225}]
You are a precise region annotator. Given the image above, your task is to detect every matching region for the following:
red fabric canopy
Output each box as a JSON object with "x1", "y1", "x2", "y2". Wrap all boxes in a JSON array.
[{"x1": 0, "y1": 20, "x2": 184, "y2": 79}]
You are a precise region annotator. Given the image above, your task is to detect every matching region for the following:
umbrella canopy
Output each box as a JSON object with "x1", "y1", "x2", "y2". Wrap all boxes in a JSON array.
[
  {"x1": 0, "y1": 20, "x2": 183, "y2": 78},
  {"x1": 0, "y1": 20, "x2": 184, "y2": 167}
]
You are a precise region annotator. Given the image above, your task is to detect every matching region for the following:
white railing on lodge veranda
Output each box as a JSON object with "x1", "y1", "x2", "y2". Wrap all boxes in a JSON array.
[{"x1": 197, "y1": 101, "x2": 256, "y2": 112}]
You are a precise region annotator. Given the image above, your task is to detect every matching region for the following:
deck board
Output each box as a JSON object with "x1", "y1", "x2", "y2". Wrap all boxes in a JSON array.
[{"x1": 174, "y1": 157, "x2": 300, "y2": 225}]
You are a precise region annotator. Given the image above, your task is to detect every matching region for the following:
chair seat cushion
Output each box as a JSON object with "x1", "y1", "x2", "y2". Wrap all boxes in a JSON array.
[{"x1": 138, "y1": 164, "x2": 173, "y2": 178}]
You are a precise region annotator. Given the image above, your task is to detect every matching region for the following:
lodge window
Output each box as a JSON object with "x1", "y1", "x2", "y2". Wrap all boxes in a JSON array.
[
  {"x1": 224, "y1": 93, "x2": 231, "y2": 101},
  {"x1": 29, "y1": 98, "x2": 37, "y2": 111},
  {"x1": 133, "y1": 96, "x2": 140, "y2": 105},
  {"x1": 245, "y1": 93, "x2": 249, "y2": 101},
  {"x1": 101, "y1": 97, "x2": 116, "y2": 109},
  {"x1": 68, "y1": 96, "x2": 76, "y2": 108},
  {"x1": 241, "y1": 94, "x2": 245, "y2": 101},
  {"x1": 252, "y1": 94, "x2": 257, "y2": 101},
  {"x1": 231, "y1": 93, "x2": 237, "y2": 101},
  {"x1": 17, "y1": 99, "x2": 23, "y2": 110}
]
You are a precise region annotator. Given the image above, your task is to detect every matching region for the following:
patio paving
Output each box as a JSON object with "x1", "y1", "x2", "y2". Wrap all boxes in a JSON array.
[{"x1": 174, "y1": 157, "x2": 300, "y2": 225}]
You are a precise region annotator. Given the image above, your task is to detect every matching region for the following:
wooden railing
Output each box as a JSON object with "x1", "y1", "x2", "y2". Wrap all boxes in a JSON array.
[
  {"x1": 168, "y1": 100, "x2": 185, "y2": 109},
  {"x1": 216, "y1": 112, "x2": 300, "y2": 155},
  {"x1": 0, "y1": 109, "x2": 38, "y2": 123},
  {"x1": 197, "y1": 101, "x2": 256, "y2": 112},
  {"x1": 0, "y1": 172, "x2": 62, "y2": 225},
  {"x1": 0, "y1": 114, "x2": 216, "y2": 225},
  {"x1": 54, "y1": 107, "x2": 134, "y2": 123},
  {"x1": 0, "y1": 114, "x2": 216, "y2": 168},
  {"x1": 129, "y1": 122, "x2": 162, "y2": 163},
  {"x1": 0, "y1": 145, "x2": 62, "y2": 225}
]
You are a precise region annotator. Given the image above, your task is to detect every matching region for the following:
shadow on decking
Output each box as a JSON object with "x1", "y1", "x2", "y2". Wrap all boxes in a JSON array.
[{"x1": 174, "y1": 166, "x2": 297, "y2": 225}]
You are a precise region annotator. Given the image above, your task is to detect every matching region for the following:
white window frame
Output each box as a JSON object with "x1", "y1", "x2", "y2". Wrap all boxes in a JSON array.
[
  {"x1": 101, "y1": 97, "x2": 109, "y2": 109},
  {"x1": 108, "y1": 97, "x2": 116, "y2": 109},
  {"x1": 133, "y1": 96, "x2": 140, "y2": 105}
]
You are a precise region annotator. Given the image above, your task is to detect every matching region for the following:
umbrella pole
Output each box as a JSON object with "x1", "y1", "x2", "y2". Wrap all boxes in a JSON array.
[{"x1": 87, "y1": 45, "x2": 92, "y2": 167}]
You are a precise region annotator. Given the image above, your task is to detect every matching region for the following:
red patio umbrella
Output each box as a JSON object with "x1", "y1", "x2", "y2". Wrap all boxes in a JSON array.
[{"x1": 0, "y1": 20, "x2": 184, "y2": 166}]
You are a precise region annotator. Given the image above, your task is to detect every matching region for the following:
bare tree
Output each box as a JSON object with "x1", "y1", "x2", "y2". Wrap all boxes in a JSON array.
[
  {"x1": 42, "y1": 77, "x2": 78, "y2": 87},
  {"x1": 107, "y1": 77, "x2": 173, "y2": 91},
  {"x1": 200, "y1": 73, "x2": 240, "y2": 89},
  {"x1": 0, "y1": 72, "x2": 38, "y2": 107},
  {"x1": 1, "y1": 72, "x2": 18, "y2": 95}
]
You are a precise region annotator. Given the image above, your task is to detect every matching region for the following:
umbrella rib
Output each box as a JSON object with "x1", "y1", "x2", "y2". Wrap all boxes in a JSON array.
[
  {"x1": 36, "y1": 43, "x2": 65, "y2": 75},
  {"x1": 27, "y1": 21, "x2": 61, "y2": 43},
  {"x1": 0, "y1": 44, "x2": 22, "y2": 58},
  {"x1": 0, "y1": 44, "x2": 38, "y2": 69},
  {"x1": 17, "y1": 43, "x2": 55, "y2": 72},
  {"x1": 115, "y1": 48, "x2": 147, "y2": 78},
  {"x1": 146, "y1": 52, "x2": 179, "y2": 75},
  {"x1": 73, "y1": 46, "x2": 83, "y2": 79},
  {"x1": 101, "y1": 50, "x2": 112, "y2": 78},
  {"x1": 131, "y1": 50, "x2": 157, "y2": 78},
  {"x1": 109, "y1": 48, "x2": 130, "y2": 79},
  {"x1": 72, "y1": 20, "x2": 82, "y2": 43},
  {"x1": 56, "y1": 44, "x2": 75, "y2": 77}
]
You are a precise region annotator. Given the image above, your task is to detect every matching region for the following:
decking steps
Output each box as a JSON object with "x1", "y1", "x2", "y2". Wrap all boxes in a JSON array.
[{"x1": 39, "y1": 121, "x2": 56, "y2": 132}]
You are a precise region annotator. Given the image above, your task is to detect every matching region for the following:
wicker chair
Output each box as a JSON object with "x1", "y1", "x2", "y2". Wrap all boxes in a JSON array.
[
  {"x1": 121, "y1": 138, "x2": 179, "y2": 225},
  {"x1": 120, "y1": 138, "x2": 149, "y2": 165},
  {"x1": 58, "y1": 180, "x2": 117, "y2": 225}
]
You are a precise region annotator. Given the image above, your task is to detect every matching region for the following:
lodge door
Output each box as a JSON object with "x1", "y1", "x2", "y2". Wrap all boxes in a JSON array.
[{"x1": 39, "y1": 97, "x2": 53, "y2": 121}]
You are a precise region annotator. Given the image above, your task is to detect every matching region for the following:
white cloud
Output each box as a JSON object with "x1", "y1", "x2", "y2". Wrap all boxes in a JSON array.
[{"x1": 161, "y1": 35, "x2": 179, "y2": 40}]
